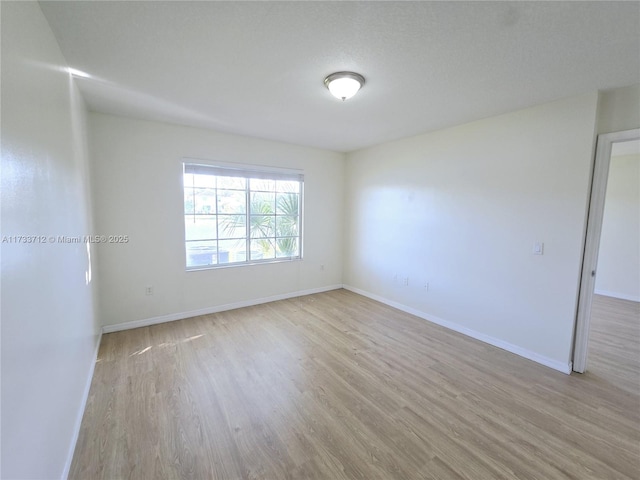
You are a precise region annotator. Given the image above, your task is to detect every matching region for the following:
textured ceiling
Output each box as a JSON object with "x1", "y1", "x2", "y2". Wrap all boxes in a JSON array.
[{"x1": 40, "y1": 1, "x2": 640, "y2": 152}]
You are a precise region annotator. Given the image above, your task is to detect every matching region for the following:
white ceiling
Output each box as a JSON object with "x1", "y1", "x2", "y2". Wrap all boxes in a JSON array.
[{"x1": 40, "y1": 1, "x2": 640, "y2": 153}]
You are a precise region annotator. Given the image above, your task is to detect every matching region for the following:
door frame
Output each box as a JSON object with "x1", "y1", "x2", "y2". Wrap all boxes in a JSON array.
[{"x1": 572, "y1": 128, "x2": 640, "y2": 373}]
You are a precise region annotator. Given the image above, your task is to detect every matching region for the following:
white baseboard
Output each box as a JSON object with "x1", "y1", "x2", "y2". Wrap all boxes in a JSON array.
[
  {"x1": 343, "y1": 285, "x2": 572, "y2": 375},
  {"x1": 62, "y1": 330, "x2": 102, "y2": 480},
  {"x1": 594, "y1": 289, "x2": 640, "y2": 302},
  {"x1": 102, "y1": 284, "x2": 343, "y2": 333},
  {"x1": 103, "y1": 282, "x2": 573, "y2": 372}
]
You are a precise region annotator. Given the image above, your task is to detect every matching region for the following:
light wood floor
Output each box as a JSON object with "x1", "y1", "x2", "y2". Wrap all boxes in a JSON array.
[
  {"x1": 587, "y1": 294, "x2": 640, "y2": 396},
  {"x1": 70, "y1": 289, "x2": 640, "y2": 479}
]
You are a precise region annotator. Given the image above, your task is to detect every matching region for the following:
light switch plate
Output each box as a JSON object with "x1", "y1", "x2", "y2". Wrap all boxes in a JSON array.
[{"x1": 533, "y1": 242, "x2": 544, "y2": 255}]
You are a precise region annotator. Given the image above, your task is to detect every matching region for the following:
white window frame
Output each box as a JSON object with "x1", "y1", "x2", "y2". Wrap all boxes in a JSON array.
[{"x1": 182, "y1": 160, "x2": 304, "y2": 270}]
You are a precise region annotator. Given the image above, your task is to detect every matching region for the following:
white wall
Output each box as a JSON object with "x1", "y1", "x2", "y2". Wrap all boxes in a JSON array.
[
  {"x1": 344, "y1": 93, "x2": 599, "y2": 372},
  {"x1": 89, "y1": 113, "x2": 344, "y2": 328},
  {"x1": 597, "y1": 84, "x2": 640, "y2": 135},
  {"x1": 595, "y1": 153, "x2": 640, "y2": 301},
  {"x1": 1, "y1": 2, "x2": 100, "y2": 479}
]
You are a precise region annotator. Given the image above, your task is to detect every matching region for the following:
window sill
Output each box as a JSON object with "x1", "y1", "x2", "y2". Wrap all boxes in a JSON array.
[{"x1": 186, "y1": 257, "x2": 302, "y2": 272}]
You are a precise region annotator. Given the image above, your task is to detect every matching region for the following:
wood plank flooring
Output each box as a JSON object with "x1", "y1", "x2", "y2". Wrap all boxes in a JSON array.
[
  {"x1": 588, "y1": 294, "x2": 640, "y2": 396},
  {"x1": 70, "y1": 289, "x2": 640, "y2": 480}
]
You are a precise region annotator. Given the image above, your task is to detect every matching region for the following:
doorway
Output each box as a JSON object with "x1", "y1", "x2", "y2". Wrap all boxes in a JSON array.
[{"x1": 573, "y1": 128, "x2": 640, "y2": 373}]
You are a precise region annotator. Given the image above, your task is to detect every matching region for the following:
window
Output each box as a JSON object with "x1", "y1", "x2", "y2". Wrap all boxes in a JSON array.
[{"x1": 183, "y1": 162, "x2": 303, "y2": 269}]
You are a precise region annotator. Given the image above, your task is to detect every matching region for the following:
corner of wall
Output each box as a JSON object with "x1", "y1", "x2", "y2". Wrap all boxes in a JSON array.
[{"x1": 597, "y1": 84, "x2": 640, "y2": 134}]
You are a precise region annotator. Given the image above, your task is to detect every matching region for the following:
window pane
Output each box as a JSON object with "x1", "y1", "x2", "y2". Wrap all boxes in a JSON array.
[
  {"x1": 233, "y1": 247, "x2": 263, "y2": 262},
  {"x1": 218, "y1": 214, "x2": 246, "y2": 239},
  {"x1": 219, "y1": 238, "x2": 246, "y2": 264},
  {"x1": 251, "y1": 192, "x2": 275, "y2": 214},
  {"x1": 276, "y1": 180, "x2": 300, "y2": 193},
  {"x1": 250, "y1": 215, "x2": 275, "y2": 238},
  {"x1": 250, "y1": 178, "x2": 276, "y2": 192},
  {"x1": 184, "y1": 189, "x2": 195, "y2": 215},
  {"x1": 185, "y1": 216, "x2": 216, "y2": 241},
  {"x1": 184, "y1": 164, "x2": 302, "y2": 269},
  {"x1": 251, "y1": 239, "x2": 275, "y2": 259},
  {"x1": 194, "y1": 188, "x2": 216, "y2": 214},
  {"x1": 276, "y1": 193, "x2": 299, "y2": 215},
  {"x1": 192, "y1": 174, "x2": 216, "y2": 188},
  {"x1": 217, "y1": 176, "x2": 246, "y2": 190},
  {"x1": 217, "y1": 189, "x2": 246, "y2": 214},
  {"x1": 186, "y1": 241, "x2": 218, "y2": 267},
  {"x1": 276, "y1": 237, "x2": 299, "y2": 258},
  {"x1": 276, "y1": 215, "x2": 299, "y2": 236}
]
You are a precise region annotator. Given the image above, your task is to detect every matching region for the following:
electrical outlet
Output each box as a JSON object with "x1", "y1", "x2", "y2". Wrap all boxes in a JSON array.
[
  {"x1": 393, "y1": 274, "x2": 398, "y2": 284},
  {"x1": 403, "y1": 277, "x2": 409, "y2": 286},
  {"x1": 425, "y1": 282, "x2": 429, "y2": 291},
  {"x1": 145, "y1": 285, "x2": 153, "y2": 296},
  {"x1": 320, "y1": 264, "x2": 325, "y2": 271}
]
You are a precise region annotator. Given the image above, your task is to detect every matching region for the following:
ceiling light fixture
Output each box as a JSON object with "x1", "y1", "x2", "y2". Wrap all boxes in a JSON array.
[{"x1": 324, "y1": 71, "x2": 365, "y2": 101}]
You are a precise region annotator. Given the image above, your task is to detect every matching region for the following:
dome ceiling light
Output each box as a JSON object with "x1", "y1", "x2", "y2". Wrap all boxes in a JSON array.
[{"x1": 324, "y1": 71, "x2": 365, "y2": 101}]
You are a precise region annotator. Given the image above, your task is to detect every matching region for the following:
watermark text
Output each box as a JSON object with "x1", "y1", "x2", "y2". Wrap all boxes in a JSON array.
[{"x1": 2, "y1": 235, "x2": 129, "y2": 244}]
